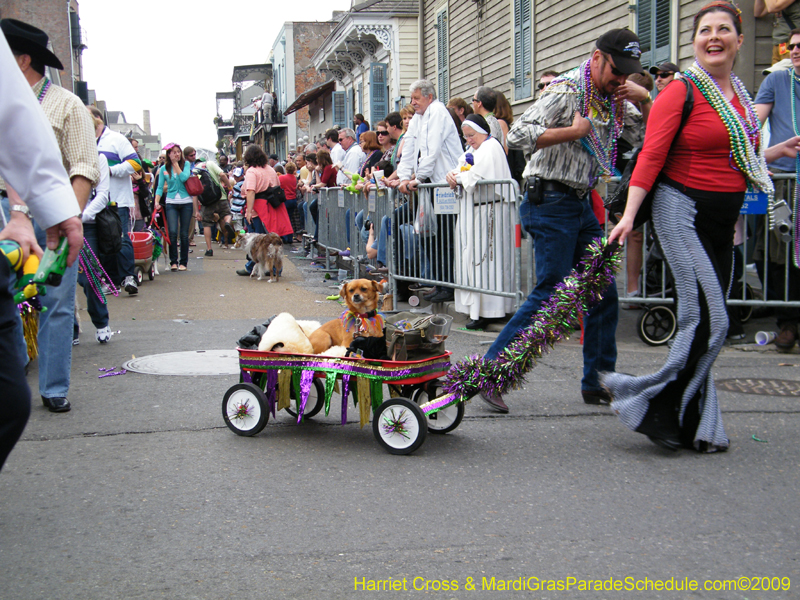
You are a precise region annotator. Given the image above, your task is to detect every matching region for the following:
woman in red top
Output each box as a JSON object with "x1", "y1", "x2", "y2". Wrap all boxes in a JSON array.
[
  {"x1": 243, "y1": 145, "x2": 293, "y2": 237},
  {"x1": 605, "y1": 1, "x2": 774, "y2": 453},
  {"x1": 279, "y1": 161, "x2": 300, "y2": 241},
  {"x1": 314, "y1": 149, "x2": 337, "y2": 188}
]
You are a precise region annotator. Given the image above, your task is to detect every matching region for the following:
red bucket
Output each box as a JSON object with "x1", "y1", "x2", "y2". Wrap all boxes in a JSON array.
[{"x1": 129, "y1": 231, "x2": 154, "y2": 261}]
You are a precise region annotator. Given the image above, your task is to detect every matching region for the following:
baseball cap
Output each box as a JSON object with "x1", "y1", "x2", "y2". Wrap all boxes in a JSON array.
[
  {"x1": 596, "y1": 29, "x2": 644, "y2": 75},
  {"x1": 269, "y1": 154, "x2": 279, "y2": 160},
  {"x1": 232, "y1": 167, "x2": 244, "y2": 177},
  {"x1": 648, "y1": 62, "x2": 680, "y2": 75}
]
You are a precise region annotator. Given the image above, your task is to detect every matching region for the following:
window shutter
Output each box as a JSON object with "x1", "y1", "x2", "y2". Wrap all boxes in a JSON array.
[
  {"x1": 637, "y1": 0, "x2": 670, "y2": 70},
  {"x1": 637, "y1": 0, "x2": 652, "y2": 68},
  {"x1": 370, "y1": 63, "x2": 389, "y2": 124},
  {"x1": 437, "y1": 9, "x2": 449, "y2": 104},
  {"x1": 333, "y1": 91, "x2": 346, "y2": 127},
  {"x1": 514, "y1": 0, "x2": 532, "y2": 100},
  {"x1": 357, "y1": 82, "x2": 363, "y2": 115}
]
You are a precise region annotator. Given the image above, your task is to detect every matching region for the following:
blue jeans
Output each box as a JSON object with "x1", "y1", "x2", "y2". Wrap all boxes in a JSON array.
[
  {"x1": 117, "y1": 206, "x2": 135, "y2": 281},
  {"x1": 485, "y1": 190, "x2": 618, "y2": 392},
  {"x1": 166, "y1": 202, "x2": 193, "y2": 266},
  {"x1": 377, "y1": 215, "x2": 390, "y2": 266},
  {"x1": 78, "y1": 223, "x2": 109, "y2": 329},
  {"x1": 34, "y1": 221, "x2": 79, "y2": 399}
]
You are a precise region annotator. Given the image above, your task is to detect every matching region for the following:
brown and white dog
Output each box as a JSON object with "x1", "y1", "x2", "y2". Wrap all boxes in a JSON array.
[
  {"x1": 234, "y1": 232, "x2": 283, "y2": 282},
  {"x1": 308, "y1": 279, "x2": 384, "y2": 354}
]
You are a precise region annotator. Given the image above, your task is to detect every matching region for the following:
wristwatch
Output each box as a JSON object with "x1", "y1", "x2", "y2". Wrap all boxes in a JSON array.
[{"x1": 10, "y1": 205, "x2": 31, "y2": 220}]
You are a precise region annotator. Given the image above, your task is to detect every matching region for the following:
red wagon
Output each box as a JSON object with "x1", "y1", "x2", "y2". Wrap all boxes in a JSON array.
[
  {"x1": 129, "y1": 231, "x2": 155, "y2": 284},
  {"x1": 221, "y1": 348, "x2": 463, "y2": 455}
]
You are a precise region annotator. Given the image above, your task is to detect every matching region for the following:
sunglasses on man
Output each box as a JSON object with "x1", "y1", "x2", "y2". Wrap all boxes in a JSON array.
[
  {"x1": 788, "y1": 42, "x2": 800, "y2": 51},
  {"x1": 655, "y1": 72, "x2": 674, "y2": 79}
]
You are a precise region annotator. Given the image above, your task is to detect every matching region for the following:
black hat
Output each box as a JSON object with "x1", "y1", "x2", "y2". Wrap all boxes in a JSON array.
[
  {"x1": 1, "y1": 19, "x2": 63, "y2": 70},
  {"x1": 269, "y1": 154, "x2": 279, "y2": 160},
  {"x1": 648, "y1": 62, "x2": 680, "y2": 75},
  {"x1": 596, "y1": 29, "x2": 643, "y2": 75}
]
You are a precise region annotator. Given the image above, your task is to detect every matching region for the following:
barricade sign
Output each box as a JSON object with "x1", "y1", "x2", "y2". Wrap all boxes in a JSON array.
[
  {"x1": 741, "y1": 191, "x2": 768, "y2": 215},
  {"x1": 368, "y1": 192, "x2": 376, "y2": 213},
  {"x1": 434, "y1": 187, "x2": 459, "y2": 215},
  {"x1": 338, "y1": 189, "x2": 345, "y2": 208}
]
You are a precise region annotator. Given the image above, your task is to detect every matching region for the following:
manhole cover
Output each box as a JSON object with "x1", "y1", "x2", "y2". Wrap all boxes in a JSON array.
[
  {"x1": 123, "y1": 350, "x2": 239, "y2": 376},
  {"x1": 716, "y1": 378, "x2": 800, "y2": 397}
]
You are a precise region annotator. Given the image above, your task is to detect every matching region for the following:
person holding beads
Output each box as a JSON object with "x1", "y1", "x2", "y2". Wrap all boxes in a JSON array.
[{"x1": 605, "y1": 1, "x2": 776, "y2": 452}]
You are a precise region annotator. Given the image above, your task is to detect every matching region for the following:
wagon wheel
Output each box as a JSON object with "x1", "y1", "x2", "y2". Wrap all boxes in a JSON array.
[
  {"x1": 148, "y1": 263, "x2": 156, "y2": 280},
  {"x1": 637, "y1": 305, "x2": 677, "y2": 346},
  {"x1": 283, "y1": 377, "x2": 325, "y2": 420},
  {"x1": 134, "y1": 265, "x2": 144, "y2": 285},
  {"x1": 222, "y1": 383, "x2": 268, "y2": 436},
  {"x1": 372, "y1": 398, "x2": 427, "y2": 455},
  {"x1": 412, "y1": 380, "x2": 464, "y2": 434}
]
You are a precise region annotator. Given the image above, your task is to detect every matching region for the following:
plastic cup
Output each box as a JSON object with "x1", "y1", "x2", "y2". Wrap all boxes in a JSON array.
[
  {"x1": 755, "y1": 331, "x2": 777, "y2": 345},
  {"x1": 426, "y1": 314, "x2": 453, "y2": 342},
  {"x1": 338, "y1": 269, "x2": 348, "y2": 281},
  {"x1": 408, "y1": 295, "x2": 420, "y2": 307}
]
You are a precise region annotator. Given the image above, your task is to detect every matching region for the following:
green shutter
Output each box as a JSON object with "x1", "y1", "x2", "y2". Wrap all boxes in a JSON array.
[
  {"x1": 514, "y1": 0, "x2": 532, "y2": 100},
  {"x1": 637, "y1": 0, "x2": 671, "y2": 70},
  {"x1": 437, "y1": 9, "x2": 449, "y2": 103},
  {"x1": 370, "y1": 63, "x2": 389, "y2": 124}
]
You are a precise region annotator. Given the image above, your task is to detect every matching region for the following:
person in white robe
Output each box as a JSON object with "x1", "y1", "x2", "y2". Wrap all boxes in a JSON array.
[{"x1": 445, "y1": 114, "x2": 517, "y2": 329}]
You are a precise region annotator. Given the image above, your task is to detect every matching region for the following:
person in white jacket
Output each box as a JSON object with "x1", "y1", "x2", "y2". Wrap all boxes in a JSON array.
[
  {"x1": 397, "y1": 79, "x2": 463, "y2": 303},
  {"x1": 90, "y1": 105, "x2": 142, "y2": 295}
]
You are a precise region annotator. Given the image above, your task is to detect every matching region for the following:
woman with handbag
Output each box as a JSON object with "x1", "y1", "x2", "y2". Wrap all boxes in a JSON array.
[
  {"x1": 243, "y1": 145, "x2": 292, "y2": 238},
  {"x1": 154, "y1": 142, "x2": 194, "y2": 271},
  {"x1": 605, "y1": 1, "x2": 774, "y2": 452}
]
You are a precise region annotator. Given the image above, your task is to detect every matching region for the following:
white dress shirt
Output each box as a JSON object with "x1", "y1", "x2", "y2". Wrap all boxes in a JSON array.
[
  {"x1": 0, "y1": 36, "x2": 79, "y2": 229},
  {"x1": 397, "y1": 100, "x2": 462, "y2": 184},
  {"x1": 337, "y1": 143, "x2": 366, "y2": 186}
]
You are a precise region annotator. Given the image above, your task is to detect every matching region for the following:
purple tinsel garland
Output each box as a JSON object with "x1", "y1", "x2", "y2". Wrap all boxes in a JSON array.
[{"x1": 440, "y1": 239, "x2": 622, "y2": 403}]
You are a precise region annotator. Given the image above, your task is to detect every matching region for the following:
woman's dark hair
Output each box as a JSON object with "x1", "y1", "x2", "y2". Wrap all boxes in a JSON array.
[
  {"x1": 494, "y1": 91, "x2": 514, "y2": 127},
  {"x1": 448, "y1": 107, "x2": 466, "y2": 148},
  {"x1": 165, "y1": 145, "x2": 185, "y2": 175},
  {"x1": 244, "y1": 145, "x2": 268, "y2": 168},
  {"x1": 360, "y1": 131, "x2": 381, "y2": 152},
  {"x1": 305, "y1": 152, "x2": 317, "y2": 165},
  {"x1": 317, "y1": 148, "x2": 332, "y2": 168},
  {"x1": 376, "y1": 159, "x2": 393, "y2": 177},
  {"x1": 693, "y1": 1, "x2": 742, "y2": 39},
  {"x1": 274, "y1": 165, "x2": 285, "y2": 174}
]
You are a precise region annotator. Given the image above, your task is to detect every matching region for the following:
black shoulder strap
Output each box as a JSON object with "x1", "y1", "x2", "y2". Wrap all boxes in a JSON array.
[{"x1": 678, "y1": 76, "x2": 694, "y2": 129}]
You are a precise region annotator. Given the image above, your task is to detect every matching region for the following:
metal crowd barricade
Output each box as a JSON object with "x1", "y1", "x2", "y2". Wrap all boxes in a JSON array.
[
  {"x1": 607, "y1": 172, "x2": 800, "y2": 315},
  {"x1": 387, "y1": 180, "x2": 525, "y2": 309}
]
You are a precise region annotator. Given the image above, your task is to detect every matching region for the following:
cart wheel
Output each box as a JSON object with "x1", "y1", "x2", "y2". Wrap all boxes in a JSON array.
[
  {"x1": 134, "y1": 266, "x2": 144, "y2": 285},
  {"x1": 373, "y1": 398, "x2": 427, "y2": 455},
  {"x1": 222, "y1": 383, "x2": 268, "y2": 436},
  {"x1": 284, "y1": 377, "x2": 325, "y2": 419},
  {"x1": 637, "y1": 305, "x2": 677, "y2": 346},
  {"x1": 148, "y1": 263, "x2": 155, "y2": 281},
  {"x1": 412, "y1": 381, "x2": 464, "y2": 434}
]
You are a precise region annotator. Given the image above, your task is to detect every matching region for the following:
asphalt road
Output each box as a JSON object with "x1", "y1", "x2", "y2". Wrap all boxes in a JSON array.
[{"x1": 1, "y1": 240, "x2": 798, "y2": 600}]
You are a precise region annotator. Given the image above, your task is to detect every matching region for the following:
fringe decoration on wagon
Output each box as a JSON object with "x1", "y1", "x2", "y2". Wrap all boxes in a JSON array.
[
  {"x1": 20, "y1": 302, "x2": 39, "y2": 361},
  {"x1": 420, "y1": 239, "x2": 623, "y2": 415}
]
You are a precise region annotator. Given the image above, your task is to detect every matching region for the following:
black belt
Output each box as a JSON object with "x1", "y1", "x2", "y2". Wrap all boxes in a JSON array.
[{"x1": 540, "y1": 179, "x2": 575, "y2": 194}]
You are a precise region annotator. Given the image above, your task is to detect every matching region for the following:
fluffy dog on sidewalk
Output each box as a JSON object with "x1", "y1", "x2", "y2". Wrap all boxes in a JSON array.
[{"x1": 234, "y1": 232, "x2": 283, "y2": 282}]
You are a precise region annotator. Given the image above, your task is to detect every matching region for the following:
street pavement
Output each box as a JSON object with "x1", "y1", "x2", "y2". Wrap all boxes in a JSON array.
[{"x1": 1, "y1": 239, "x2": 798, "y2": 600}]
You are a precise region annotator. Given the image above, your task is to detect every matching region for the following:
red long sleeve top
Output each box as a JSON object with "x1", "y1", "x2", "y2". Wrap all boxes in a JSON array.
[{"x1": 630, "y1": 78, "x2": 748, "y2": 194}]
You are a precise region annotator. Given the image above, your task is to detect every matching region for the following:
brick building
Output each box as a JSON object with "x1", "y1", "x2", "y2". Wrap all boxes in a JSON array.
[{"x1": 0, "y1": 0, "x2": 88, "y2": 100}]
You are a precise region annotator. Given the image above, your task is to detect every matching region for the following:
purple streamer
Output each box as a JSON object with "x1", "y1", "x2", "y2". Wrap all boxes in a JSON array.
[
  {"x1": 239, "y1": 358, "x2": 450, "y2": 381},
  {"x1": 340, "y1": 374, "x2": 351, "y2": 425},
  {"x1": 98, "y1": 369, "x2": 126, "y2": 378},
  {"x1": 297, "y1": 370, "x2": 315, "y2": 423},
  {"x1": 265, "y1": 370, "x2": 278, "y2": 418}
]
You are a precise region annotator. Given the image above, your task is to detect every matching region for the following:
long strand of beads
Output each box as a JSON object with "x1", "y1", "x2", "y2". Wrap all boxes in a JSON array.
[{"x1": 790, "y1": 70, "x2": 800, "y2": 268}]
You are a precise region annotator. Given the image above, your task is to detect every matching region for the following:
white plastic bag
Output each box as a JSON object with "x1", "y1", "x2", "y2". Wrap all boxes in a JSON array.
[{"x1": 414, "y1": 192, "x2": 438, "y2": 237}]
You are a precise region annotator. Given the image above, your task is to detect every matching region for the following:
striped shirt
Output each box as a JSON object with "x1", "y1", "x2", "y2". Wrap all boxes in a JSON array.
[
  {"x1": 0, "y1": 76, "x2": 99, "y2": 195},
  {"x1": 508, "y1": 64, "x2": 644, "y2": 195}
]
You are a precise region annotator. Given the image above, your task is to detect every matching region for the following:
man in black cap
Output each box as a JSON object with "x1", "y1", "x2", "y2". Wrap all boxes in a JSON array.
[
  {"x1": 0, "y1": 18, "x2": 99, "y2": 414},
  {"x1": 477, "y1": 29, "x2": 649, "y2": 413},
  {"x1": 649, "y1": 61, "x2": 680, "y2": 94}
]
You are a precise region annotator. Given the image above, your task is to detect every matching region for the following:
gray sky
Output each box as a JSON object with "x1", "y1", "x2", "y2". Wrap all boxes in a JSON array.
[{"x1": 79, "y1": 0, "x2": 351, "y2": 152}]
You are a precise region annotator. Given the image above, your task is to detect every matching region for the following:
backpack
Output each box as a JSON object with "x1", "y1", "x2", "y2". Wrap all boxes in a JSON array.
[{"x1": 190, "y1": 166, "x2": 223, "y2": 206}]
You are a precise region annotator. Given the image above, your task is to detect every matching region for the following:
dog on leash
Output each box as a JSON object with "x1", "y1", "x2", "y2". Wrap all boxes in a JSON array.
[
  {"x1": 307, "y1": 279, "x2": 384, "y2": 354},
  {"x1": 234, "y1": 232, "x2": 283, "y2": 282}
]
